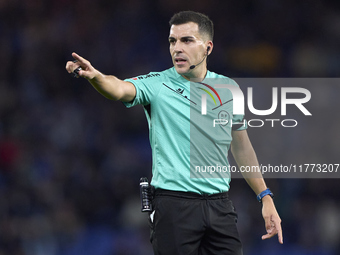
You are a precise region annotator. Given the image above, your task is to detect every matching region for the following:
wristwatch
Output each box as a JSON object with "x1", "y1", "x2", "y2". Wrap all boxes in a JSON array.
[{"x1": 257, "y1": 188, "x2": 274, "y2": 202}]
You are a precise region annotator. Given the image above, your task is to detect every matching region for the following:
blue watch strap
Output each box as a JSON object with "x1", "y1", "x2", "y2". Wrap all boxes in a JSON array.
[{"x1": 257, "y1": 188, "x2": 274, "y2": 202}]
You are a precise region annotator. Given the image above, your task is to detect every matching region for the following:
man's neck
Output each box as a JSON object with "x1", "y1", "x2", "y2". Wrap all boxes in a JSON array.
[{"x1": 181, "y1": 67, "x2": 208, "y2": 81}]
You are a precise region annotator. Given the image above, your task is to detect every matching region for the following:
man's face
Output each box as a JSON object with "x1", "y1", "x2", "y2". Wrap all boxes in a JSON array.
[{"x1": 169, "y1": 22, "x2": 209, "y2": 78}]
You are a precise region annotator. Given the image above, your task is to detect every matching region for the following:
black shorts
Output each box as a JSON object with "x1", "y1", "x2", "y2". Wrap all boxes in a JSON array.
[{"x1": 149, "y1": 189, "x2": 243, "y2": 255}]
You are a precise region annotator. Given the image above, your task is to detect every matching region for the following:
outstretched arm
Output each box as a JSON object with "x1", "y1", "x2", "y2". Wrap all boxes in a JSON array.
[
  {"x1": 65, "y1": 52, "x2": 136, "y2": 102},
  {"x1": 231, "y1": 130, "x2": 283, "y2": 244}
]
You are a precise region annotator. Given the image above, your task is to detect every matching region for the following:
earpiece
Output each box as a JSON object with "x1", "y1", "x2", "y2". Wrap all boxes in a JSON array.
[{"x1": 189, "y1": 46, "x2": 211, "y2": 69}]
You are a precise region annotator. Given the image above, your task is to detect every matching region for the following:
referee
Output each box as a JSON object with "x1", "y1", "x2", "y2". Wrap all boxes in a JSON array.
[{"x1": 66, "y1": 11, "x2": 283, "y2": 255}]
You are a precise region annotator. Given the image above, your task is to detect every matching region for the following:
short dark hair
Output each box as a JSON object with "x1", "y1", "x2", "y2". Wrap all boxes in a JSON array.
[{"x1": 169, "y1": 11, "x2": 214, "y2": 41}]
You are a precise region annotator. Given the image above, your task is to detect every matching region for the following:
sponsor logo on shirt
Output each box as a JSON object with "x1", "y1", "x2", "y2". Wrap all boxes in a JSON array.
[{"x1": 131, "y1": 73, "x2": 161, "y2": 80}]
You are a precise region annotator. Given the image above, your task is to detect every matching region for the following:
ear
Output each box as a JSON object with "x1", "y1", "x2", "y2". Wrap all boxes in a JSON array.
[{"x1": 207, "y1": 41, "x2": 213, "y2": 55}]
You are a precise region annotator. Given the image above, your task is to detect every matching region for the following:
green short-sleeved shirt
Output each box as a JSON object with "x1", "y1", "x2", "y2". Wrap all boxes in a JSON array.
[{"x1": 124, "y1": 67, "x2": 246, "y2": 194}]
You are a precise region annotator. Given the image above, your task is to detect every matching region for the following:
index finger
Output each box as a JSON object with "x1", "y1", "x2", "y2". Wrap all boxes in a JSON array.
[
  {"x1": 72, "y1": 52, "x2": 87, "y2": 64},
  {"x1": 277, "y1": 222, "x2": 283, "y2": 244}
]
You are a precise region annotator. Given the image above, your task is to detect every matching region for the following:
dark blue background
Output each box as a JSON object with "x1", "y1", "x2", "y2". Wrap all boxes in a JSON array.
[{"x1": 0, "y1": 0, "x2": 339, "y2": 254}]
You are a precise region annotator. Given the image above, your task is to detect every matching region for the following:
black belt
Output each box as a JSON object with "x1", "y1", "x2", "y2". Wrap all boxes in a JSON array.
[{"x1": 154, "y1": 188, "x2": 229, "y2": 200}]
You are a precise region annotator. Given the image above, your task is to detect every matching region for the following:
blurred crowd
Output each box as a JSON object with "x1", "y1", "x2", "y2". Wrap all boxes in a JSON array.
[{"x1": 0, "y1": 0, "x2": 340, "y2": 254}]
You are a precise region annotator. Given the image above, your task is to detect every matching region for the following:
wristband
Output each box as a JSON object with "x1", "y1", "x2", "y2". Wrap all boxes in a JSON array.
[
  {"x1": 257, "y1": 188, "x2": 274, "y2": 202},
  {"x1": 71, "y1": 60, "x2": 82, "y2": 78},
  {"x1": 72, "y1": 66, "x2": 82, "y2": 78}
]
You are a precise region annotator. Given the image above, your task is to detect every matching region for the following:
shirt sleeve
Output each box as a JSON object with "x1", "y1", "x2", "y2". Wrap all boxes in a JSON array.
[
  {"x1": 122, "y1": 73, "x2": 162, "y2": 108},
  {"x1": 232, "y1": 114, "x2": 247, "y2": 131},
  {"x1": 230, "y1": 79, "x2": 248, "y2": 131}
]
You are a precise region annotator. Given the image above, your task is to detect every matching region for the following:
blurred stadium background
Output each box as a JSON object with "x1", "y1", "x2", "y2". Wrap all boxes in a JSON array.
[{"x1": 0, "y1": 0, "x2": 340, "y2": 254}]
